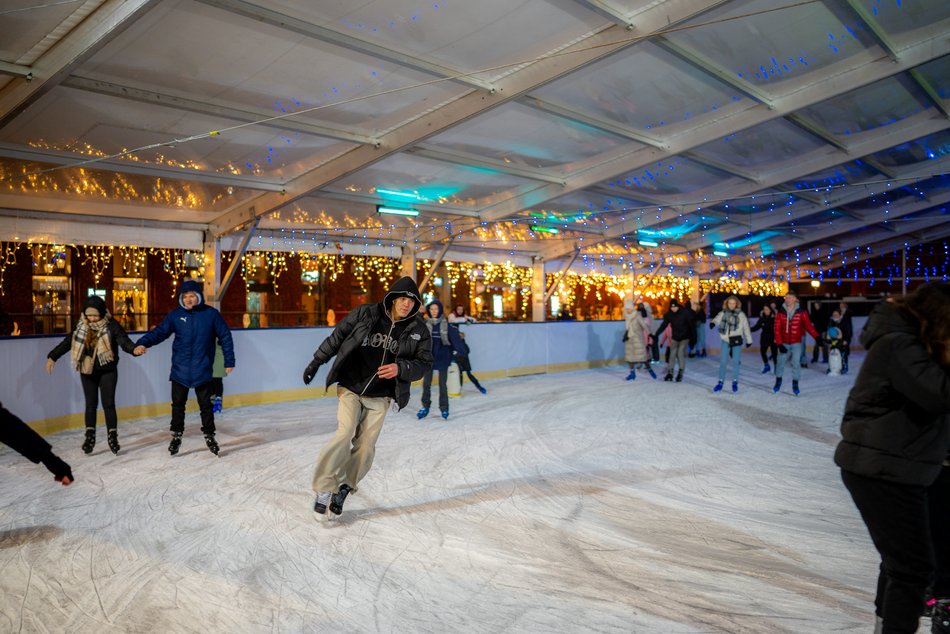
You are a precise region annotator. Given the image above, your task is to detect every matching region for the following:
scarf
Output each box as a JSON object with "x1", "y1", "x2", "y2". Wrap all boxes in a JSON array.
[
  {"x1": 70, "y1": 315, "x2": 114, "y2": 374},
  {"x1": 425, "y1": 315, "x2": 450, "y2": 345},
  {"x1": 718, "y1": 309, "x2": 741, "y2": 335}
]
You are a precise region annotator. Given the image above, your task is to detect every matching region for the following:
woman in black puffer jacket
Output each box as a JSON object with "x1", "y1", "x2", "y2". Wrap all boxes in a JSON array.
[
  {"x1": 47, "y1": 295, "x2": 138, "y2": 455},
  {"x1": 834, "y1": 283, "x2": 950, "y2": 634}
]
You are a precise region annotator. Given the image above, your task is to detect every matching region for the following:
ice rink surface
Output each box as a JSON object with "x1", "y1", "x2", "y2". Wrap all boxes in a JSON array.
[{"x1": 0, "y1": 351, "x2": 900, "y2": 632}]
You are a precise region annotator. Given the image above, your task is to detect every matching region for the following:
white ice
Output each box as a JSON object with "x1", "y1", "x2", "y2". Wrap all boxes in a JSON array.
[{"x1": 1, "y1": 352, "x2": 892, "y2": 633}]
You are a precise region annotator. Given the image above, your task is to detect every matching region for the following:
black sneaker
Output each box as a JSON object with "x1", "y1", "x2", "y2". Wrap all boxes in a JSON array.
[
  {"x1": 82, "y1": 428, "x2": 95, "y2": 454},
  {"x1": 204, "y1": 433, "x2": 220, "y2": 455},
  {"x1": 329, "y1": 484, "x2": 352, "y2": 515},
  {"x1": 168, "y1": 432, "x2": 183, "y2": 455},
  {"x1": 107, "y1": 430, "x2": 120, "y2": 455}
]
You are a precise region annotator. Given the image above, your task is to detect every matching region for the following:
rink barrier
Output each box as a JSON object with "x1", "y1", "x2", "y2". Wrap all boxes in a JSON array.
[{"x1": 0, "y1": 316, "x2": 865, "y2": 436}]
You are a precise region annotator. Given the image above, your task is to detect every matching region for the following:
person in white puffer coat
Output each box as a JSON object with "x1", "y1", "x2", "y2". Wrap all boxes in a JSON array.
[{"x1": 709, "y1": 295, "x2": 753, "y2": 393}]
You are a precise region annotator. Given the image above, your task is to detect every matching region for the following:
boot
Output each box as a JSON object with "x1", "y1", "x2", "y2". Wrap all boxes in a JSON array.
[
  {"x1": 625, "y1": 370, "x2": 636, "y2": 381},
  {"x1": 416, "y1": 407, "x2": 429, "y2": 420},
  {"x1": 792, "y1": 380, "x2": 800, "y2": 396},
  {"x1": 329, "y1": 484, "x2": 352, "y2": 515},
  {"x1": 107, "y1": 429, "x2": 120, "y2": 455},
  {"x1": 732, "y1": 381, "x2": 738, "y2": 393},
  {"x1": 663, "y1": 372, "x2": 673, "y2": 382},
  {"x1": 647, "y1": 368, "x2": 657, "y2": 380},
  {"x1": 168, "y1": 431, "x2": 183, "y2": 455},
  {"x1": 675, "y1": 371, "x2": 683, "y2": 383},
  {"x1": 204, "y1": 433, "x2": 220, "y2": 455},
  {"x1": 713, "y1": 381, "x2": 723, "y2": 392},
  {"x1": 773, "y1": 378, "x2": 782, "y2": 393},
  {"x1": 761, "y1": 363, "x2": 770, "y2": 374},
  {"x1": 313, "y1": 491, "x2": 331, "y2": 515},
  {"x1": 81, "y1": 428, "x2": 95, "y2": 454}
]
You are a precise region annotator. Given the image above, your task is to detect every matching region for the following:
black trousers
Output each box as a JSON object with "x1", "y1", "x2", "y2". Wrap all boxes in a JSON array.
[
  {"x1": 459, "y1": 369, "x2": 484, "y2": 391},
  {"x1": 80, "y1": 368, "x2": 119, "y2": 430},
  {"x1": 0, "y1": 404, "x2": 71, "y2": 479},
  {"x1": 842, "y1": 469, "x2": 934, "y2": 633},
  {"x1": 421, "y1": 369, "x2": 449, "y2": 411},
  {"x1": 759, "y1": 339, "x2": 777, "y2": 365},
  {"x1": 930, "y1": 466, "x2": 950, "y2": 598},
  {"x1": 170, "y1": 380, "x2": 215, "y2": 434}
]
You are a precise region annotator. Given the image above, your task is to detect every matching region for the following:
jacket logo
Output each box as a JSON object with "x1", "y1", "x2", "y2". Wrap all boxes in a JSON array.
[
  {"x1": 179, "y1": 317, "x2": 188, "y2": 322},
  {"x1": 410, "y1": 333, "x2": 421, "y2": 340}
]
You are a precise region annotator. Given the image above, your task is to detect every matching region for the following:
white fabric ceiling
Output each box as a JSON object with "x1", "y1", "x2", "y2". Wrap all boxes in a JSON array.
[{"x1": 0, "y1": 0, "x2": 948, "y2": 273}]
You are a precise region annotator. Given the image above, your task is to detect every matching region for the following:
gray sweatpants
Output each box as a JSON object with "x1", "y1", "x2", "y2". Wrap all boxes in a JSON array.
[{"x1": 667, "y1": 339, "x2": 689, "y2": 376}]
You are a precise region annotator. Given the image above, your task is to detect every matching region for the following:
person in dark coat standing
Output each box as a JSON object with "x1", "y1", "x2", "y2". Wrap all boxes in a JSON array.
[
  {"x1": 834, "y1": 283, "x2": 950, "y2": 634},
  {"x1": 303, "y1": 276, "x2": 432, "y2": 517},
  {"x1": 750, "y1": 305, "x2": 777, "y2": 374},
  {"x1": 46, "y1": 295, "x2": 139, "y2": 455},
  {"x1": 133, "y1": 280, "x2": 234, "y2": 456},
  {"x1": 653, "y1": 299, "x2": 696, "y2": 382},
  {"x1": 418, "y1": 299, "x2": 464, "y2": 419},
  {"x1": 453, "y1": 332, "x2": 487, "y2": 393},
  {"x1": 1, "y1": 402, "x2": 73, "y2": 485}
]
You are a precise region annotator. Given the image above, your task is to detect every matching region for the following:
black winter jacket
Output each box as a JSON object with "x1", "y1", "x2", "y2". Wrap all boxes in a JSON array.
[
  {"x1": 834, "y1": 301, "x2": 950, "y2": 485},
  {"x1": 309, "y1": 277, "x2": 433, "y2": 410},
  {"x1": 750, "y1": 312, "x2": 775, "y2": 345},
  {"x1": 654, "y1": 308, "x2": 696, "y2": 346},
  {"x1": 48, "y1": 318, "x2": 137, "y2": 372}
]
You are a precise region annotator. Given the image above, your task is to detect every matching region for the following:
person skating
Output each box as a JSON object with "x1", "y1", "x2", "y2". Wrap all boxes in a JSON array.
[
  {"x1": 46, "y1": 295, "x2": 139, "y2": 455},
  {"x1": 751, "y1": 305, "x2": 777, "y2": 374},
  {"x1": 418, "y1": 299, "x2": 464, "y2": 419},
  {"x1": 133, "y1": 280, "x2": 234, "y2": 456},
  {"x1": 622, "y1": 301, "x2": 655, "y2": 380},
  {"x1": 772, "y1": 291, "x2": 819, "y2": 396},
  {"x1": 709, "y1": 295, "x2": 753, "y2": 393},
  {"x1": 454, "y1": 331, "x2": 487, "y2": 393},
  {"x1": 653, "y1": 299, "x2": 696, "y2": 382},
  {"x1": 834, "y1": 283, "x2": 950, "y2": 633},
  {"x1": 1, "y1": 402, "x2": 73, "y2": 485},
  {"x1": 302, "y1": 276, "x2": 432, "y2": 518}
]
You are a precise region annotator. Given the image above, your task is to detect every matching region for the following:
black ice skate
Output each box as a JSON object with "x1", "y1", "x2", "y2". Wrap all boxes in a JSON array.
[
  {"x1": 204, "y1": 433, "x2": 220, "y2": 456},
  {"x1": 329, "y1": 484, "x2": 352, "y2": 515},
  {"x1": 314, "y1": 492, "x2": 331, "y2": 515},
  {"x1": 107, "y1": 430, "x2": 120, "y2": 455},
  {"x1": 168, "y1": 431, "x2": 183, "y2": 455},
  {"x1": 933, "y1": 598, "x2": 950, "y2": 634},
  {"x1": 82, "y1": 428, "x2": 95, "y2": 454},
  {"x1": 675, "y1": 371, "x2": 683, "y2": 382}
]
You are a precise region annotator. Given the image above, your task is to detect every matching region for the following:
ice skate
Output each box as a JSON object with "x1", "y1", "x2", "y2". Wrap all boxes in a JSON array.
[
  {"x1": 204, "y1": 433, "x2": 220, "y2": 456},
  {"x1": 441, "y1": 409, "x2": 449, "y2": 420},
  {"x1": 625, "y1": 370, "x2": 636, "y2": 381},
  {"x1": 168, "y1": 431, "x2": 183, "y2": 455},
  {"x1": 761, "y1": 363, "x2": 770, "y2": 374},
  {"x1": 329, "y1": 484, "x2": 351, "y2": 516},
  {"x1": 663, "y1": 372, "x2": 673, "y2": 382},
  {"x1": 732, "y1": 381, "x2": 738, "y2": 393},
  {"x1": 713, "y1": 381, "x2": 723, "y2": 392},
  {"x1": 477, "y1": 386, "x2": 487, "y2": 394},
  {"x1": 107, "y1": 430, "x2": 120, "y2": 455},
  {"x1": 212, "y1": 396, "x2": 223, "y2": 414},
  {"x1": 773, "y1": 378, "x2": 782, "y2": 393},
  {"x1": 313, "y1": 491, "x2": 331, "y2": 516},
  {"x1": 792, "y1": 380, "x2": 800, "y2": 396},
  {"x1": 416, "y1": 407, "x2": 429, "y2": 420},
  {"x1": 675, "y1": 371, "x2": 683, "y2": 383},
  {"x1": 81, "y1": 428, "x2": 95, "y2": 454},
  {"x1": 647, "y1": 368, "x2": 657, "y2": 380}
]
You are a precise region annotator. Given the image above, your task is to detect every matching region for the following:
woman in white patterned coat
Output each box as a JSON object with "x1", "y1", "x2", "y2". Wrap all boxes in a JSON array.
[{"x1": 623, "y1": 302, "x2": 655, "y2": 380}]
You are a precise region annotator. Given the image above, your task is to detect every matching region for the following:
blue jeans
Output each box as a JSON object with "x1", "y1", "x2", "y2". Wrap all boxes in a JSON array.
[
  {"x1": 718, "y1": 343, "x2": 742, "y2": 382},
  {"x1": 775, "y1": 342, "x2": 803, "y2": 380}
]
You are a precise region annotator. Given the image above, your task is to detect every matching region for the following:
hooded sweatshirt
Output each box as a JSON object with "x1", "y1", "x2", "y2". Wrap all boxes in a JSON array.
[
  {"x1": 309, "y1": 276, "x2": 433, "y2": 410},
  {"x1": 135, "y1": 280, "x2": 235, "y2": 387},
  {"x1": 834, "y1": 301, "x2": 950, "y2": 485}
]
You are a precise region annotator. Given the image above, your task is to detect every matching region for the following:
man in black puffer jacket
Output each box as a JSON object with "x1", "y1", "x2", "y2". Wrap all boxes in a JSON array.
[
  {"x1": 835, "y1": 283, "x2": 950, "y2": 634},
  {"x1": 303, "y1": 276, "x2": 432, "y2": 518}
]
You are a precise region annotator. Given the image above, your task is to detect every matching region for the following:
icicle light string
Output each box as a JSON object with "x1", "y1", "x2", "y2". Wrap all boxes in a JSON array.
[{"x1": 2, "y1": 0, "x2": 823, "y2": 184}]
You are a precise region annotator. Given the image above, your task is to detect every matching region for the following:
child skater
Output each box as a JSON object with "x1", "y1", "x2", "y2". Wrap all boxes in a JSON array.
[{"x1": 454, "y1": 331, "x2": 487, "y2": 394}]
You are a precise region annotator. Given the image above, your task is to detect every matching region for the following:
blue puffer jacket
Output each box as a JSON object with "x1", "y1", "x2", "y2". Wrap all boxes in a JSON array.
[{"x1": 136, "y1": 280, "x2": 235, "y2": 387}]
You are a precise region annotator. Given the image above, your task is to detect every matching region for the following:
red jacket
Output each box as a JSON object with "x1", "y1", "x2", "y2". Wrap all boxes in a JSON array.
[{"x1": 774, "y1": 305, "x2": 819, "y2": 345}]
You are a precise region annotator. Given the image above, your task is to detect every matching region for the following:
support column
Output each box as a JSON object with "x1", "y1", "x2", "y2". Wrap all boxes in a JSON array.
[
  {"x1": 531, "y1": 257, "x2": 545, "y2": 322},
  {"x1": 202, "y1": 232, "x2": 221, "y2": 308},
  {"x1": 401, "y1": 247, "x2": 416, "y2": 281}
]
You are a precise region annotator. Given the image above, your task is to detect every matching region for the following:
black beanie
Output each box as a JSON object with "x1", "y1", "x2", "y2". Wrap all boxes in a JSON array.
[
  {"x1": 669, "y1": 299, "x2": 680, "y2": 308},
  {"x1": 84, "y1": 295, "x2": 108, "y2": 317}
]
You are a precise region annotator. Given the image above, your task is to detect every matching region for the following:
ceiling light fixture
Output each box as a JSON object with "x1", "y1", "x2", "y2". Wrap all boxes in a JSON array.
[{"x1": 377, "y1": 205, "x2": 420, "y2": 217}]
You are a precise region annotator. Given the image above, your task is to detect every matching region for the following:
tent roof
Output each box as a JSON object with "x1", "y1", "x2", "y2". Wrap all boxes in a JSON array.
[{"x1": 1, "y1": 0, "x2": 948, "y2": 274}]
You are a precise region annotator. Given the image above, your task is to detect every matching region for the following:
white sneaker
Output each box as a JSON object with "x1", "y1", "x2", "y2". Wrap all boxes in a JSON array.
[{"x1": 314, "y1": 492, "x2": 332, "y2": 515}]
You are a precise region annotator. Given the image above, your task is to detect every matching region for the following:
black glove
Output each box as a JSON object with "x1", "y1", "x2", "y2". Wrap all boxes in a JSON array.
[
  {"x1": 622, "y1": 332, "x2": 629, "y2": 342},
  {"x1": 777, "y1": 344, "x2": 788, "y2": 354},
  {"x1": 709, "y1": 322, "x2": 716, "y2": 330},
  {"x1": 303, "y1": 360, "x2": 320, "y2": 385}
]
